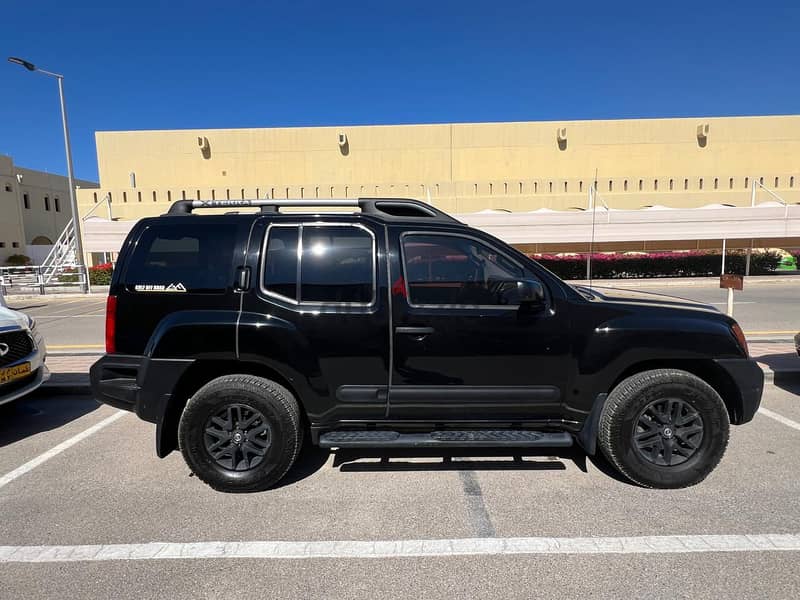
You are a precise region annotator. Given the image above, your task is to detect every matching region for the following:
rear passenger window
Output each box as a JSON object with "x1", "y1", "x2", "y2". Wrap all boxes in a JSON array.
[
  {"x1": 301, "y1": 226, "x2": 374, "y2": 303},
  {"x1": 261, "y1": 224, "x2": 375, "y2": 305},
  {"x1": 124, "y1": 224, "x2": 237, "y2": 293}
]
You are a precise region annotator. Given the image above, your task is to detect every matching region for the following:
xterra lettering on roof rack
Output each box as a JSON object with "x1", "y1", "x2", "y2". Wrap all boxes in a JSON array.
[{"x1": 166, "y1": 197, "x2": 461, "y2": 223}]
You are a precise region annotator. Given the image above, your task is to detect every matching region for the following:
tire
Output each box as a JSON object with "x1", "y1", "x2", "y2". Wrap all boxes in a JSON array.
[
  {"x1": 178, "y1": 374, "x2": 302, "y2": 493},
  {"x1": 598, "y1": 369, "x2": 729, "y2": 489}
]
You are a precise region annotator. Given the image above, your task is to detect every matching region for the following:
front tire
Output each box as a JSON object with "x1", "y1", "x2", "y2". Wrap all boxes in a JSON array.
[
  {"x1": 598, "y1": 369, "x2": 729, "y2": 489},
  {"x1": 178, "y1": 374, "x2": 302, "y2": 493}
]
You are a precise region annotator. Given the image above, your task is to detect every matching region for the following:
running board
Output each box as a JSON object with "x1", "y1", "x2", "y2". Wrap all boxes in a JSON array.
[{"x1": 318, "y1": 430, "x2": 573, "y2": 449}]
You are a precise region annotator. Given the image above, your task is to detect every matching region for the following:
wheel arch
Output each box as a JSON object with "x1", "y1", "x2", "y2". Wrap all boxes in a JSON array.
[{"x1": 157, "y1": 359, "x2": 308, "y2": 458}]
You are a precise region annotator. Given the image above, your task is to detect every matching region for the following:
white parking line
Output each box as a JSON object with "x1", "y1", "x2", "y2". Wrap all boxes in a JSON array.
[
  {"x1": 1, "y1": 533, "x2": 798, "y2": 563},
  {"x1": 758, "y1": 407, "x2": 800, "y2": 432},
  {"x1": 0, "y1": 411, "x2": 126, "y2": 490}
]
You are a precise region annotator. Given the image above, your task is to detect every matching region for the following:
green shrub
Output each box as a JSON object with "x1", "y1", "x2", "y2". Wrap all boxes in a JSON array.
[{"x1": 5, "y1": 254, "x2": 32, "y2": 266}]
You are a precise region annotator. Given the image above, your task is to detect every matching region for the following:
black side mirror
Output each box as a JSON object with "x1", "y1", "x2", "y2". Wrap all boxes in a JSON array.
[{"x1": 498, "y1": 278, "x2": 546, "y2": 309}]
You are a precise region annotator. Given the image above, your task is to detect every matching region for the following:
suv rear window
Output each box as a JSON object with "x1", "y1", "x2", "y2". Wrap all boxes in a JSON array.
[{"x1": 124, "y1": 223, "x2": 237, "y2": 293}]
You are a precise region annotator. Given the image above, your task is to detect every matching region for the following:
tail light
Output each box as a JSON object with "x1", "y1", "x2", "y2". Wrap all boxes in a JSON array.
[
  {"x1": 731, "y1": 322, "x2": 749, "y2": 357},
  {"x1": 105, "y1": 295, "x2": 117, "y2": 354}
]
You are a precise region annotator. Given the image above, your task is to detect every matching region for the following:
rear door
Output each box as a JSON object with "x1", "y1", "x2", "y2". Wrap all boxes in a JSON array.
[
  {"x1": 114, "y1": 219, "x2": 245, "y2": 355},
  {"x1": 388, "y1": 227, "x2": 571, "y2": 422},
  {"x1": 239, "y1": 217, "x2": 391, "y2": 424}
]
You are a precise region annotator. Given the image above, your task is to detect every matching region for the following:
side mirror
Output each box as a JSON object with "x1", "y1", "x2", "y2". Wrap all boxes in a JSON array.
[{"x1": 498, "y1": 279, "x2": 546, "y2": 309}]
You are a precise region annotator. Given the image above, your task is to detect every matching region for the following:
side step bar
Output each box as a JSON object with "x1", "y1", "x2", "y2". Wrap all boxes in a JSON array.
[{"x1": 318, "y1": 430, "x2": 573, "y2": 449}]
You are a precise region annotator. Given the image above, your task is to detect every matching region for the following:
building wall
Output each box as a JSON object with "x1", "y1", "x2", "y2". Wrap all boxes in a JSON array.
[
  {"x1": 76, "y1": 115, "x2": 800, "y2": 221},
  {"x1": 0, "y1": 156, "x2": 27, "y2": 263},
  {"x1": 0, "y1": 154, "x2": 97, "y2": 264}
]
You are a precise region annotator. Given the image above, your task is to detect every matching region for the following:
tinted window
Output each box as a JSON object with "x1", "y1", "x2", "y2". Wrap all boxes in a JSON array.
[
  {"x1": 402, "y1": 234, "x2": 526, "y2": 306},
  {"x1": 263, "y1": 226, "x2": 299, "y2": 300},
  {"x1": 124, "y1": 223, "x2": 236, "y2": 293},
  {"x1": 300, "y1": 226, "x2": 374, "y2": 303}
]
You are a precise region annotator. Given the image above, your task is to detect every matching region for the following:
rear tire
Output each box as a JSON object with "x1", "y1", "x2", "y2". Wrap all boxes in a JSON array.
[
  {"x1": 178, "y1": 374, "x2": 302, "y2": 493},
  {"x1": 598, "y1": 369, "x2": 729, "y2": 489}
]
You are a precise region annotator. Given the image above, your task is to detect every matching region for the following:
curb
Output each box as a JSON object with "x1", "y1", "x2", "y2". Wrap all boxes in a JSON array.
[
  {"x1": 38, "y1": 381, "x2": 92, "y2": 396},
  {"x1": 762, "y1": 368, "x2": 800, "y2": 386}
]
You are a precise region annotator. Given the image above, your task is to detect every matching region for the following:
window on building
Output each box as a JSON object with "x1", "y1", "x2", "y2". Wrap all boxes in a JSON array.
[
  {"x1": 489, "y1": 183, "x2": 493, "y2": 195},
  {"x1": 638, "y1": 180, "x2": 643, "y2": 191},
  {"x1": 54, "y1": 197, "x2": 61, "y2": 212},
  {"x1": 654, "y1": 179, "x2": 658, "y2": 191},
  {"x1": 564, "y1": 181, "x2": 568, "y2": 193},
  {"x1": 608, "y1": 180, "x2": 613, "y2": 192},
  {"x1": 578, "y1": 181, "x2": 583, "y2": 193},
  {"x1": 44, "y1": 196, "x2": 50, "y2": 211},
  {"x1": 402, "y1": 234, "x2": 528, "y2": 307},
  {"x1": 167, "y1": 191, "x2": 172, "y2": 202},
  {"x1": 791, "y1": 176, "x2": 795, "y2": 188},
  {"x1": 534, "y1": 182, "x2": 538, "y2": 193},
  {"x1": 623, "y1": 180, "x2": 628, "y2": 192},
  {"x1": 548, "y1": 181, "x2": 553, "y2": 193},
  {"x1": 23, "y1": 193, "x2": 30, "y2": 209},
  {"x1": 12, "y1": 242, "x2": 19, "y2": 248},
  {"x1": 775, "y1": 177, "x2": 779, "y2": 187},
  {"x1": 4, "y1": 184, "x2": 11, "y2": 192},
  {"x1": 744, "y1": 177, "x2": 749, "y2": 188},
  {"x1": 699, "y1": 178, "x2": 704, "y2": 190},
  {"x1": 684, "y1": 179, "x2": 688, "y2": 190},
  {"x1": 759, "y1": 177, "x2": 764, "y2": 185},
  {"x1": 503, "y1": 182, "x2": 508, "y2": 194},
  {"x1": 0, "y1": 242, "x2": 5, "y2": 248},
  {"x1": 714, "y1": 178, "x2": 719, "y2": 190},
  {"x1": 669, "y1": 179, "x2": 674, "y2": 191},
  {"x1": 519, "y1": 182, "x2": 523, "y2": 194}
]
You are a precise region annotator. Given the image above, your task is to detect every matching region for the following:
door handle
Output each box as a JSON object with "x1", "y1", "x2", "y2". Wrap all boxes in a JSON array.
[{"x1": 396, "y1": 326, "x2": 435, "y2": 338}]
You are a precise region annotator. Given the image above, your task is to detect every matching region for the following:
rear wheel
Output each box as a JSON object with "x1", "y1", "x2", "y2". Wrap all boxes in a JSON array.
[
  {"x1": 598, "y1": 369, "x2": 729, "y2": 489},
  {"x1": 178, "y1": 374, "x2": 302, "y2": 492}
]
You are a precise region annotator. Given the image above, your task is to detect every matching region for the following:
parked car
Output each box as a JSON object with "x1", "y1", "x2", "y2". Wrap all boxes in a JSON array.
[
  {"x1": 0, "y1": 303, "x2": 48, "y2": 406},
  {"x1": 91, "y1": 198, "x2": 763, "y2": 492},
  {"x1": 795, "y1": 331, "x2": 799, "y2": 356}
]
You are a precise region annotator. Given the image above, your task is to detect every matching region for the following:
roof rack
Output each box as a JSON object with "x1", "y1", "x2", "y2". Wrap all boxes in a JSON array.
[{"x1": 166, "y1": 197, "x2": 460, "y2": 223}]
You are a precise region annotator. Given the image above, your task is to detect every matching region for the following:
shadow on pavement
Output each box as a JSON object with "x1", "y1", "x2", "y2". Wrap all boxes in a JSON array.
[
  {"x1": 0, "y1": 392, "x2": 100, "y2": 448},
  {"x1": 756, "y1": 352, "x2": 800, "y2": 392}
]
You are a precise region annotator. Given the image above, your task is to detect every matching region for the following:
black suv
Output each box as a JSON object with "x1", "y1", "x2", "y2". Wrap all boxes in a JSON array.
[{"x1": 91, "y1": 198, "x2": 763, "y2": 492}]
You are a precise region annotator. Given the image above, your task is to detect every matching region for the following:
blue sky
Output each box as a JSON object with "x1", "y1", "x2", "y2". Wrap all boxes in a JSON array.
[{"x1": 2, "y1": 0, "x2": 798, "y2": 181}]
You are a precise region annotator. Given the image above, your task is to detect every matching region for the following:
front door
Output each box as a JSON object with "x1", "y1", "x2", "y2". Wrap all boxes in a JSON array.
[{"x1": 388, "y1": 229, "x2": 570, "y2": 422}]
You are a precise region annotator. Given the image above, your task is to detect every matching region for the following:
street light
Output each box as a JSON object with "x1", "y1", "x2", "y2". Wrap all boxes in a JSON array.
[{"x1": 8, "y1": 56, "x2": 88, "y2": 292}]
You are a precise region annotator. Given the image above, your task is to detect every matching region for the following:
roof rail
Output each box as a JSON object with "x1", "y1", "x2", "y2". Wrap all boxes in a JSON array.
[{"x1": 166, "y1": 197, "x2": 460, "y2": 223}]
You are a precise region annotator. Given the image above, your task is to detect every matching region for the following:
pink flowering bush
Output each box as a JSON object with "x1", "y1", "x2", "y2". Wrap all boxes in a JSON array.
[{"x1": 529, "y1": 250, "x2": 782, "y2": 280}]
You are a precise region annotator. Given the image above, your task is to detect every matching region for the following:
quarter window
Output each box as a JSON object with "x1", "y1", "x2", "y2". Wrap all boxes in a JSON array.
[
  {"x1": 263, "y1": 227, "x2": 299, "y2": 300},
  {"x1": 124, "y1": 223, "x2": 237, "y2": 293},
  {"x1": 402, "y1": 234, "x2": 527, "y2": 306}
]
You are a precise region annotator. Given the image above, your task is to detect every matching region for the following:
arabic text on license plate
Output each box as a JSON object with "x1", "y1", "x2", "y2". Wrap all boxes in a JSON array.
[{"x1": 0, "y1": 362, "x2": 32, "y2": 385}]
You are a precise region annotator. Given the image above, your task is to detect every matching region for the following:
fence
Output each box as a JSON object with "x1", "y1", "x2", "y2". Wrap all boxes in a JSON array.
[{"x1": 0, "y1": 265, "x2": 88, "y2": 295}]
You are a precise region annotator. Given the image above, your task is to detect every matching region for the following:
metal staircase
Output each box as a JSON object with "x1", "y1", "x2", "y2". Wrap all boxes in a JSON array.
[{"x1": 40, "y1": 218, "x2": 78, "y2": 284}]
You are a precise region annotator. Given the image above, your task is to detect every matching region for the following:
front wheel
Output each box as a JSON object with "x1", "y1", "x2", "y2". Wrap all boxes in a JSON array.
[
  {"x1": 178, "y1": 374, "x2": 302, "y2": 493},
  {"x1": 598, "y1": 369, "x2": 729, "y2": 489}
]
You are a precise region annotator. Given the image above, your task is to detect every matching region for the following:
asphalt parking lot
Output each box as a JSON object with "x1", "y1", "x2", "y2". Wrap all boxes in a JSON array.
[{"x1": 1, "y1": 384, "x2": 799, "y2": 599}]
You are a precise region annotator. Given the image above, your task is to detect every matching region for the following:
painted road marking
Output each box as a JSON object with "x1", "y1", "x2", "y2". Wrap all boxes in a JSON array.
[
  {"x1": 1, "y1": 534, "x2": 799, "y2": 563},
  {"x1": 758, "y1": 407, "x2": 800, "y2": 432},
  {"x1": 35, "y1": 315, "x2": 105, "y2": 319},
  {"x1": 0, "y1": 411, "x2": 126, "y2": 490},
  {"x1": 709, "y1": 302, "x2": 756, "y2": 305},
  {"x1": 48, "y1": 344, "x2": 105, "y2": 350},
  {"x1": 744, "y1": 330, "x2": 799, "y2": 336}
]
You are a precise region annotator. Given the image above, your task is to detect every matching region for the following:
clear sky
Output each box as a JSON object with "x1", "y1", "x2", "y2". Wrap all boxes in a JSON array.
[{"x1": 2, "y1": 0, "x2": 798, "y2": 182}]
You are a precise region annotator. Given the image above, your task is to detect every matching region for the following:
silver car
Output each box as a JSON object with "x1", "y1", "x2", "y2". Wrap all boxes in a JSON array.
[{"x1": 0, "y1": 303, "x2": 49, "y2": 405}]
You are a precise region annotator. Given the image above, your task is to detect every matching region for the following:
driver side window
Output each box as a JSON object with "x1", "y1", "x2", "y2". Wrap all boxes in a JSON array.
[{"x1": 401, "y1": 234, "x2": 528, "y2": 306}]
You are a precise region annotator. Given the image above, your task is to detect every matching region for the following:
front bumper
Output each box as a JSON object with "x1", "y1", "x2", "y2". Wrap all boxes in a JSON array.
[
  {"x1": 0, "y1": 326, "x2": 48, "y2": 405},
  {"x1": 713, "y1": 358, "x2": 764, "y2": 424}
]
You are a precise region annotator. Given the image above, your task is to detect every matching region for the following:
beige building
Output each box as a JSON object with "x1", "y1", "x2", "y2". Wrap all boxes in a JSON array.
[
  {"x1": 77, "y1": 115, "x2": 800, "y2": 225},
  {"x1": 0, "y1": 154, "x2": 97, "y2": 264}
]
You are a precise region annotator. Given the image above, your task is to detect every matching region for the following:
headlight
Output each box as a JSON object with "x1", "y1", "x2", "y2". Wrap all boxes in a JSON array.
[{"x1": 27, "y1": 315, "x2": 36, "y2": 330}]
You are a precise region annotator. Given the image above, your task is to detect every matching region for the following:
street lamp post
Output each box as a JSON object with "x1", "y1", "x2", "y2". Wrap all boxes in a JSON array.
[{"x1": 8, "y1": 56, "x2": 89, "y2": 293}]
